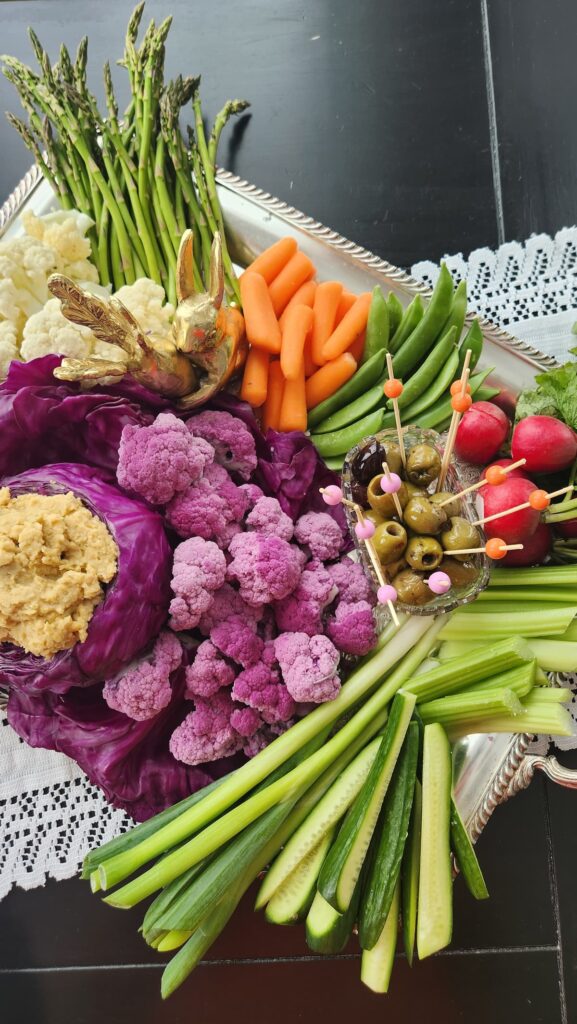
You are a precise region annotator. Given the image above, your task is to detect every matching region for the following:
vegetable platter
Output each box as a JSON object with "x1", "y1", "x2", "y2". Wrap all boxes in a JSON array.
[{"x1": 2, "y1": 4, "x2": 577, "y2": 1002}]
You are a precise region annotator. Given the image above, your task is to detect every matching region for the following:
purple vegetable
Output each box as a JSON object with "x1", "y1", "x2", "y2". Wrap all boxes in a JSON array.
[{"x1": 0, "y1": 463, "x2": 172, "y2": 693}]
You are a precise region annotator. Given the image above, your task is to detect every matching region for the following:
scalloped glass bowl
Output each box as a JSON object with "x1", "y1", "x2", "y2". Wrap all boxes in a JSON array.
[{"x1": 341, "y1": 427, "x2": 490, "y2": 619}]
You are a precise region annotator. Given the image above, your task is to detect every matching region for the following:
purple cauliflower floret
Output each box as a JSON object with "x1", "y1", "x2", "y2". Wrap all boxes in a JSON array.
[
  {"x1": 187, "y1": 409, "x2": 258, "y2": 480},
  {"x1": 232, "y1": 661, "x2": 296, "y2": 724},
  {"x1": 242, "y1": 720, "x2": 292, "y2": 758},
  {"x1": 210, "y1": 615, "x2": 264, "y2": 668},
  {"x1": 198, "y1": 583, "x2": 263, "y2": 636},
  {"x1": 246, "y1": 496, "x2": 294, "y2": 542},
  {"x1": 117, "y1": 412, "x2": 213, "y2": 505},
  {"x1": 274, "y1": 559, "x2": 337, "y2": 636},
  {"x1": 166, "y1": 462, "x2": 249, "y2": 544},
  {"x1": 169, "y1": 689, "x2": 242, "y2": 765},
  {"x1": 327, "y1": 600, "x2": 377, "y2": 657},
  {"x1": 103, "y1": 631, "x2": 182, "y2": 721},
  {"x1": 185, "y1": 640, "x2": 235, "y2": 698},
  {"x1": 327, "y1": 556, "x2": 375, "y2": 605},
  {"x1": 239, "y1": 483, "x2": 264, "y2": 508},
  {"x1": 169, "y1": 537, "x2": 227, "y2": 631},
  {"x1": 274, "y1": 632, "x2": 341, "y2": 703},
  {"x1": 230, "y1": 706, "x2": 262, "y2": 738},
  {"x1": 227, "y1": 533, "x2": 303, "y2": 607},
  {"x1": 294, "y1": 511, "x2": 344, "y2": 561}
]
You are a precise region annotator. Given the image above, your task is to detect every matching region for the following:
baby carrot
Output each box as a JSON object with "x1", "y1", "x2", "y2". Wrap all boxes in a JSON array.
[
  {"x1": 303, "y1": 332, "x2": 317, "y2": 378},
  {"x1": 240, "y1": 345, "x2": 269, "y2": 408},
  {"x1": 279, "y1": 360, "x2": 307, "y2": 431},
  {"x1": 348, "y1": 329, "x2": 366, "y2": 363},
  {"x1": 262, "y1": 360, "x2": 285, "y2": 432},
  {"x1": 242, "y1": 237, "x2": 297, "y2": 284},
  {"x1": 322, "y1": 292, "x2": 372, "y2": 362},
  {"x1": 269, "y1": 251, "x2": 315, "y2": 316},
  {"x1": 310, "y1": 281, "x2": 343, "y2": 366},
  {"x1": 240, "y1": 272, "x2": 282, "y2": 354},
  {"x1": 305, "y1": 352, "x2": 357, "y2": 409},
  {"x1": 279, "y1": 280, "x2": 317, "y2": 331},
  {"x1": 280, "y1": 304, "x2": 314, "y2": 381},
  {"x1": 335, "y1": 290, "x2": 357, "y2": 324}
]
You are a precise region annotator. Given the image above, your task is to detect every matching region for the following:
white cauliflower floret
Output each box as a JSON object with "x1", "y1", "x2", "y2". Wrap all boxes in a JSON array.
[
  {"x1": 0, "y1": 237, "x2": 59, "y2": 309},
  {"x1": 93, "y1": 339, "x2": 126, "y2": 361},
  {"x1": 21, "y1": 209, "x2": 93, "y2": 264},
  {"x1": 21, "y1": 297, "x2": 94, "y2": 361},
  {"x1": 0, "y1": 277, "x2": 36, "y2": 328},
  {"x1": 0, "y1": 320, "x2": 19, "y2": 376},
  {"x1": 115, "y1": 278, "x2": 175, "y2": 336}
]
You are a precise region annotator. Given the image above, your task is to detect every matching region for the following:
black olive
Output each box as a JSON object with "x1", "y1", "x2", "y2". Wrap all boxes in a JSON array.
[{"x1": 350, "y1": 441, "x2": 387, "y2": 486}]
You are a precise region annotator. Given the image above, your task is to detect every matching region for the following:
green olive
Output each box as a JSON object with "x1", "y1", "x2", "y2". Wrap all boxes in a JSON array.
[
  {"x1": 403, "y1": 495, "x2": 447, "y2": 535},
  {"x1": 385, "y1": 555, "x2": 407, "y2": 582},
  {"x1": 367, "y1": 474, "x2": 409, "y2": 518},
  {"x1": 440, "y1": 557, "x2": 479, "y2": 587},
  {"x1": 364, "y1": 508, "x2": 386, "y2": 528},
  {"x1": 441, "y1": 516, "x2": 481, "y2": 561},
  {"x1": 392, "y1": 568, "x2": 432, "y2": 606},
  {"x1": 405, "y1": 481, "x2": 428, "y2": 501},
  {"x1": 405, "y1": 535, "x2": 444, "y2": 571},
  {"x1": 383, "y1": 443, "x2": 403, "y2": 476},
  {"x1": 372, "y1": 520, "x2": 408, "y2": 565},
  {"x1": 430, "y1": 491, "x2": 462, "y2": 518},
  {"x1": 406, "y1": 443, "x2": 442, "y2": 487}
]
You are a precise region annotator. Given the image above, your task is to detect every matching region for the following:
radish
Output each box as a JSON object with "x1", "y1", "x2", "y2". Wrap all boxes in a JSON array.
[
  {"x1": 556, "y1": 519, "x2": 577, "y2": 540},
  {"x1": 500, "y1": 522, "x2": 552, "y2": 566},
  {"x1": 488, "y1": 388, "x2": 517, "y2": 422},
  {"x1": 511, "y1": 416, "x2": 577, "y2": 474},
  {"x1": 454, "y1": 401, "x2": 510, "y2": 465},
  {"x1": 480, "y1": 477, "x2": 540, "y2": 544}
]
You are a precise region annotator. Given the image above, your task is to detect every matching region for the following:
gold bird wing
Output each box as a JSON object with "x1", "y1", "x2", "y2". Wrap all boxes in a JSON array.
[{"x1": 48, "y1": 275, "x2": 148, "y2": 365}]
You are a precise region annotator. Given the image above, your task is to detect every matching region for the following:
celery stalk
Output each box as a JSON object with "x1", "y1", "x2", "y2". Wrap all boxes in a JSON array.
[
  {"x1": 560, "y1": 621, "x2": 577, "y2": 643},
  {"x1": 446, "y1": 703, "x2": 574, "y2": 741},
  {"x1": 405, "y1": 636, "x2": 534, "y2": 703},
  {"x1": 523, "y1": 688, "x2": 572, "y2": 705},
  {"x1": 489, "y1": 566, "x2": 577, "y2": 587},
  {"x1": 478, "y1": 588, "x2": 577, "y2": 604},
  {"x1": 466, "y1": 663, "x2": 536, "y2": 699},
  {"x1": 439, "y1": 638, "x2": 577, "y2": 674},
  {"x1": 419, "y1": 687, "x2": 523, "y2": 726},
  {"x1": 438, "y1": 607, "x2": 577, "y2": 640},
  {"x1": 97, "y1": 616, "x2": 440, "y2": 893}
]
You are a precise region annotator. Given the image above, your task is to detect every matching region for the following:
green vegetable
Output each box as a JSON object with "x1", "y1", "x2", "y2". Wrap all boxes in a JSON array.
[
  {"x1": 516, "y1": 347, "x2": 577, "y2": 430},
  {"x1": 401, "y1": 778, "x2": 421, "y2": 966},
  {"x1": 359, "y1": 722, "x2": 419, "y2": 950},
  {"x1": 312, "y1": 385, "x2": 393, "y2": 435},
  {"x1": 438, "y1": 638, "x2": 577, "y2": 674},
  {"x1": 387, "y1": 292, "x2": 404, "y2": 337},
  {"x1": 450, "y1": 801, "x2": 489, "y2": 900},
  {"x1": 446, "y1": 701, "x2": 573, "y2": 741},
  {"x1": 305, "y1": 884, "x2": 360, "y2": 955},
  {"x1": 307, "y1": 350, "x2": 386, "y2": 429},
  {"x1": 419, "y1": 687, "x2": 524, "y2": 727},
  {"x1": 363, "y1": 286, "x2": 389, "y2": 363},
  {"x1": 389, "y1": 294, "x2": 424, "y2": 353},
  {"x1": 440, "y1": 279, "x2": 467, "y2": 342},
  {"x1": 438, "y1": 606, "x2": 577, "y2": 641},
  {"x1": 490, "y1": 566, "x2": 577, "y2": 587},
  {"x1": 392, "y1": 264, "x2": 454, "y2": 378},
  {"x1": 394, "y1": 326, "x2": 457, "y2": 409},
  {"x1": 360, "y1": 881, "x2": 400, "y2": 993},
  {"x1": 456, "y1": 319, "x2": 484, "y2": 378},
  {"x1": 265, "y1": 831, "x2": 334, "y2": 924},
  {"x1": 310, "y1": 407, "x2": 388, "y2": 458},
  {"x1": 405, "y1": 636, "x2": 535, "y2": 703},
  {"x1": 412, "y1": 366, "x2": 494, "y2": 429},
  {"x1": 417, "y1": 723, "x2": 452, "y2": 960},
  {"x1": 318, "y1": 691, "x2": 416, "y2": 913},
  {"x1": 400, "y1": 347, "x2": 459, "y2": 421},
  {"x1": 465, "y1": 663, "x2": 536, "y2": 699}
]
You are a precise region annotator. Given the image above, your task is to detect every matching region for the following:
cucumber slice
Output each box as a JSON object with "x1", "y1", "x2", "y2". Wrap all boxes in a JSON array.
[
  {"x1": 265, "y1": 830, "x2": 334, "y2": 925},
  {"x1": 360, "y1": 880, "x2": 400, "y2": 994},
  {"x1": 417, "y1": 724, "x2": 453, "y2": 960},
  {"x1": 255, "y1": 736, "x2": 382, "y2": 909},
  {"x1": 401, "y1": 778, "x2": 422, "y2": 966},
  {"x1": 305, "y1": 881, "x2": 360, "y2": 955},
  {"x1": 450, "y1": 800, "x2": 489, "y2": 901},
  {"x1": 359, "y1": 723, "x2": 419, "y2": 950},
  {"x1": 318, "y1": 691, "x2": 416, "y2": 913}
]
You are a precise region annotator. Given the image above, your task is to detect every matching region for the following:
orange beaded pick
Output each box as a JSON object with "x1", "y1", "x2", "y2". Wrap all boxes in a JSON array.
[
  {"x1": 451, "y1": 392, "x2": 472, "y2": 414},
  {"x1": 383, "y1": 378, "x2": 403, "y2": 400},
  {"x1": 528, "y1": 489, "x2": 550, "y2": 511},
  {"x1": 385, "y1": 352, "x2": 406, "y2": 466},
  {"x1": 485, "y1": 537, "x2": 509, "y2": 559},
  {"x1": 484, "y1": 465, "x2": 507, "y2": 486},
  {"x1": 450, "y1": 379, "x2": 472, "y2": 396}
]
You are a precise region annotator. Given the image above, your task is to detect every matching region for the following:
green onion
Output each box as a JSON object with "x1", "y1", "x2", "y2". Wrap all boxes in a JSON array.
[
  {"x1": 405, "y1": 636, "x2": 534, "y2": 703},
  {"x1": 445, "y1": 702, "x2": 574, "y2": 741},
  {"x1": 438, "y1": 607, "x2": 577, "y2": 640},
  {"x1": 419, "y1": 687, "x2": 523, "y2": 726}
]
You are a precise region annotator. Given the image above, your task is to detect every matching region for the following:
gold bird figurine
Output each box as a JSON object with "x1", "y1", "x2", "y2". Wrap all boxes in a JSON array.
[{"x1": 48, "y1": 231, "x2": 247, "y2": 408}]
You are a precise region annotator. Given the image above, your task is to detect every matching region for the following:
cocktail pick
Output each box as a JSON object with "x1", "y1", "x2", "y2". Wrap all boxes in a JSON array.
[
  {"x1": 380, "y1": 460, "x2": 404, "y2": 519},
  {"x1": 426, "y1": 570, "x2": 452, "y2": 594},
  {"x1": 384, "y1": 352, "x2": 406, "y2": 466},
  {"x1": 436, "y1": 349, "x2": 472, "y2": 491},
  {"x1": 447, "y1": 538, "x2": 524, "y2": 560},
  {"x1": 472, "y1": 485, "x2": 575, "y2": 528},
  {"x1": 436, "y1": 458, "x2": 528, "y2": 508}
]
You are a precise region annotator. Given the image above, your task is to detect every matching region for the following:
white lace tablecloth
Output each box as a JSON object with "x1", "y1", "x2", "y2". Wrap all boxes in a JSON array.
[{"x1": 2, "y1": 227, "x2": 577, "y2": 900}]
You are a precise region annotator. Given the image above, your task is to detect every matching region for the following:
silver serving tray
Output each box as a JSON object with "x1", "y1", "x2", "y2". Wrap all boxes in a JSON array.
[{"x1": 2, "y1": 163, "x2": 576, "y2": 842}]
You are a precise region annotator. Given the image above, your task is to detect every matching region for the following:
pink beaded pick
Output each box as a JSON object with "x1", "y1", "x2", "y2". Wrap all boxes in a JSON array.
[
  {"x1": 380, "y1": 472, "x2": 402, "y2": 494},
  {"x1": 355, "y1": 518, "x2": 375, "y2": 540},
  {"x1": 320, "y1": 485, "x2": 343, "y2": 506},
  {"x1": 377, "y1": 584, "x2": 398, "y2": 605},
  {"x1": 427, "y1": 571, "x2": 451, "y2": 595}
]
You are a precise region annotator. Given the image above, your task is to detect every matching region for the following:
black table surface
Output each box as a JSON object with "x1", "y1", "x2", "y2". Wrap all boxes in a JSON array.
[{"x1": 1, "y1": 1, "x2": 577, "y2": 1022}]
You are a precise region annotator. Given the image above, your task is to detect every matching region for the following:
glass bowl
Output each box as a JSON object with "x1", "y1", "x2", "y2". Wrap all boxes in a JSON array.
[{"x1": 341, "y1": 427, "x2": 490, "y2": 621}]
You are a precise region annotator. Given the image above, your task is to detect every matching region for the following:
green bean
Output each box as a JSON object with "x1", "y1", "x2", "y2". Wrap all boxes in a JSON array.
[
  {"x1": 312, "y1": 379, "x2": 395, "y2": 435},
  {"x1": 389, "y1": 295, "x2": 424, "y2": 353},
  {"x1": 387, "y1": 293, "x2": 403, "y2": 337},
  {"x1": 310, "y1": 407, "x2": 387, "y2": 458},
  {"x1": 401, "y1": 347, "x2": 459, "y2": 421},
  {"x1": 363, "y1": 286, "x2": 389, "y2": 363},
  {"x1": 392, "y1": 263, "x2": 454, "y2": 377},
  {"x1": 456, "y1": 319, "x2": 483, "y2": 377},
  {"x1": 439, "y1": 279, "x2": 467, "y2": 342},
  {"x1": 307, "y1": 350, "x2": 386, "y2": 429},
  {"x1": 414, "y1": 367, "x2": 494, "y2": 429},
  {"x1": 394, "y1": 326, "x2": 457, "y2": 409}
]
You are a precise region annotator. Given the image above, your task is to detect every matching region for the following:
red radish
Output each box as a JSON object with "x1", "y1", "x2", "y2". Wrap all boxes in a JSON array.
[
  {"x1": 489, "y1": 388, "x2": 517, "y2": 422},
  {"x1": 500, "y1": 522, "x2": 552, "y2": 566},
  {"x1": 556, "y1": 519, "x2": 577, "y2": 539},
  {"x1": 480, "y1": 476, "x2": 540, "y2": 544},
  {"x1": 454, "y1": 401, "x2": 510, "y2": 465},
  {"x1": 511, "y1": 416, "x2": 577, "y2": 473}
]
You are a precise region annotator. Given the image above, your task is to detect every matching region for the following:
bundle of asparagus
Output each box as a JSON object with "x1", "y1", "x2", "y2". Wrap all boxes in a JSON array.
[{"x1": 2, "y1": 3, "x2": 248, "y2": 304}]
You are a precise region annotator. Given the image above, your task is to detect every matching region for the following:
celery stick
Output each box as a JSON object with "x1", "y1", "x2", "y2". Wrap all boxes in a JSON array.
[
  {"x1": 419, "y1": 687, "x2": 523, "y2": 726},
  {"x1": 489, "y1": 566, "x2": 577, "y2": 587},
  {"x1": 478, "y1": 588, "x2": 577, "y2": 604},
  {"x1": 439, "y1": 638, "x2": 577, "y2": 674},
  {"x1": 561, "y1": 620, "x2": 577, "y2": 642},
  {"x1": 466, "y1": 663, "x2": 536, "y2": 699},
  {"x1": 459, "y1": 601, "x2": 574, "y2": 615},
  {"x1": 446, "y1": 703, "x2": 574, "y2": 741},
  {"x1": 405, "y1": 636, "x2": 534, "y2": 703},
  {"x1": 438, "y1": 607, "x2": 577, "y2": 640},
  {"x1": 523, "y1": 688, "x2": 572, "y2": 704}
]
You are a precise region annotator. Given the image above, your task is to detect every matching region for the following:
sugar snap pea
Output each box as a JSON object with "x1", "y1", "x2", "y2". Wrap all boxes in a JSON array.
[
  {"x1": 414, "y1": 366, "x2": 494, "y2": 429},
  {"x1": 401, "y1": 347, "x2": 459, "y2": 421},
  {"x1": 387, "y1": 293, "x2": 403, "y2": 337},
  {"x1": 439, "y1": 279, "x2": 467, "y2": 342},
  {"x1": 362, "y1": 286, "x2": 389, "y2": 364},
  {"x1": 456, "y1": 319, "x2": 483, "y2": 377},
  {"x1": 307, "y1": 350, "x2": 386, "y2": 429},
  {"x1": 323, "y1": 455, "x2": 346, "y2": 471},
  {"x1": 389, "y1": 294, "x2": 424, "y2": 353},
  {"x1": 310, "y1": 407, "x2": 387, "y2": 458},
  {"x1": 392, "y1": 263, "x2": 454, "y2": 378},
  {"x1": 312, "y1": 381, "x2": 384, "y2": 433},
  {"x1": 394, "y1": 326, "x2": 457, "y2": 410}
]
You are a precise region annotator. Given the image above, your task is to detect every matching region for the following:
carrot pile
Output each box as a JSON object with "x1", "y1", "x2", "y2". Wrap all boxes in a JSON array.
[{"x1": 240, "y1": 237, "x2": 370, "y2": 432}]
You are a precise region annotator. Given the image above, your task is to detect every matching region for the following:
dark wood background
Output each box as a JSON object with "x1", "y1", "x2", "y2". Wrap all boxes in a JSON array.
[{"x1": 1, "y1": 1, "x2": 577, "y2": 1021}]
